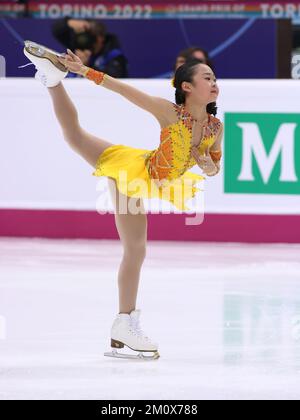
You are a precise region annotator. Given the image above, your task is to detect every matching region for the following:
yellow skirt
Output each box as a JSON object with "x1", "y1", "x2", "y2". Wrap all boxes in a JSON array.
[{"x1": 92, "y1": 144, "x2": 205, "y2": 211}]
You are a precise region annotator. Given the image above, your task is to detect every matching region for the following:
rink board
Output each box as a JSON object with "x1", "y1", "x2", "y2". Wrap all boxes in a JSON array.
[{"x1": 0, "y1": 79, "x2": 299, "y2": 242}]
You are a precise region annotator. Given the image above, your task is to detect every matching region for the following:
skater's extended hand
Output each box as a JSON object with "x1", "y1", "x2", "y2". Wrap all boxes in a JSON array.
[
  {"x1": 58, "y1": 49, "x2": 86, "y2": 75},
  {"x1": 191, "y1": 146, "x2": 218, "y2": 176}
]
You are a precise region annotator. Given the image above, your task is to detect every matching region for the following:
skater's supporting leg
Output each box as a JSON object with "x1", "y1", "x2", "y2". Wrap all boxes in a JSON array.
[
  {"x1": 48, "y1": 82, "x2": 113, "y2": 167},
  {"x1": 108, "y1": 178, "x2": 147, "y2": 315}
]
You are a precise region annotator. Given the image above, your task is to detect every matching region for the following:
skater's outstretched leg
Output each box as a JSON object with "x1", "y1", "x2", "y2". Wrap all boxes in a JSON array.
[
  {"x1": 108, "y1": 177, "x2": 147, "y2": 315},
  {"x1": 48, "y1": 83, "x2": 113, "y2": 167},
  {"x1": 22, "y1": 40, "x2": 113, "y2": 168}
]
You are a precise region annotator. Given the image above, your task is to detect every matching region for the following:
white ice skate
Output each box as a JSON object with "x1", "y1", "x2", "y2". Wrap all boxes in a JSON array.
[
  {"x1": 21, "y1": 40, "x2": 68, "y2": 87},
  {"x1": 104, "y1": 309, "x2": 160, "y2": 360}
]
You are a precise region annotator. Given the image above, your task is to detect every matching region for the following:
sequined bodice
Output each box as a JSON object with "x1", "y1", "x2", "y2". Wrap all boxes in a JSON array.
[{"x1": 145, "y1": 104, "x2": 221, "y2": 181}]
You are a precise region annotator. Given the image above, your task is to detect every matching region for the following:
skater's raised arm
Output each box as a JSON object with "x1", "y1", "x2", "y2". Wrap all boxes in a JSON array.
[
  {"x1": 59, "y1": 49, "x2": 173, "y2": 124},
  {"x1": 83, "y1": 67, "x2": 171, "y2": 120}
]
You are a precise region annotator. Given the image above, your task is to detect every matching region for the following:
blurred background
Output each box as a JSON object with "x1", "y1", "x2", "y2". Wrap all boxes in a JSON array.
[{"x1": 0, "y1": 0, "x2": 294, "y2": 78}]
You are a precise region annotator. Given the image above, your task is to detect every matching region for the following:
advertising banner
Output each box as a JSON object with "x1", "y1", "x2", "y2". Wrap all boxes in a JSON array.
[
  {"x1": 2, "y1": 1, "x2": 300, "y2": 22},
  {"x1": 0, "y1": 78, "x2": 299, "y2": 215}
]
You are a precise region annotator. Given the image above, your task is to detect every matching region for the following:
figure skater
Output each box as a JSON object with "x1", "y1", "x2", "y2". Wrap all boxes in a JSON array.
[{"x1": 22, "y1": 40, "x2": 223, "y2": 360}]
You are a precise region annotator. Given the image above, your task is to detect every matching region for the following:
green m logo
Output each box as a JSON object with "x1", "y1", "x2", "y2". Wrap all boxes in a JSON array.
[{"x1": 224, "y1": 113, "x2": 300, "y2": 194}]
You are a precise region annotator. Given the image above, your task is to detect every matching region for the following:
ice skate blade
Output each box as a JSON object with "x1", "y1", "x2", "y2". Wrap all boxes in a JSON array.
[
  {"x1": 104, "y1": 349, "x2": 160, "y2": 361},
  {"x1": 24, "y1": 40, "x2": 68, "y2": 73}
]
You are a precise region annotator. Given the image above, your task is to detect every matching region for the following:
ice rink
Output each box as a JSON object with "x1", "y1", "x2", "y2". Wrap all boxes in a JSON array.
[{"x1": 1, "y1": 238, "x2": 300, "y2": 400}]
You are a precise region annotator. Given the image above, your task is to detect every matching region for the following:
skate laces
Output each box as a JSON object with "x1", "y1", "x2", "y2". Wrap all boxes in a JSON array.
[
  {"x1": 18, "y1": 62, "x2": 35, "y2": 69},
  {"x1": 130, "y1": 317, "x2": 150, "y2": 341}
]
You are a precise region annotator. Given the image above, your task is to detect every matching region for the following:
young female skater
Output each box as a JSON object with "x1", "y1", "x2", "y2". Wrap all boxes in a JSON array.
[{"x1": 23, "y1": 40, "x2": 223, "y2": 360}]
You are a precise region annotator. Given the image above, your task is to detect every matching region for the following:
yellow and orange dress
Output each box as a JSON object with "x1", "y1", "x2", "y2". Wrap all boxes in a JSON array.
[{"x1": 85, "y1": 70, "x2": 222, "y2": 211}]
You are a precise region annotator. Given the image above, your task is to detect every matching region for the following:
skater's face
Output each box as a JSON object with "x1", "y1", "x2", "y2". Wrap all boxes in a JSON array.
[{"x1": 183, "y1": 64, "x2": 219, "y2": 104}]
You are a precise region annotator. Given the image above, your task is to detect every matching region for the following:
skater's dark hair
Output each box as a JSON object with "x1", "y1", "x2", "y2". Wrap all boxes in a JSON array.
[{"x1": 173, "y1": 58, "x2": 218, "y2": 117}]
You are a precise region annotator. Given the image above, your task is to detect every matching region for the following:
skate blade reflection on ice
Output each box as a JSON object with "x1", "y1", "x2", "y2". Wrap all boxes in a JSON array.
[{"x1": 104, "y1": 348, "x2": 160, "y2": 360}]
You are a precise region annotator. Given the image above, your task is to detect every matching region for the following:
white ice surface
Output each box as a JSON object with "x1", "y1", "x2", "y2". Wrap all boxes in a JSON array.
[{"x1": 1, "y1": 238, "x2": 300, "y2": 400}]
